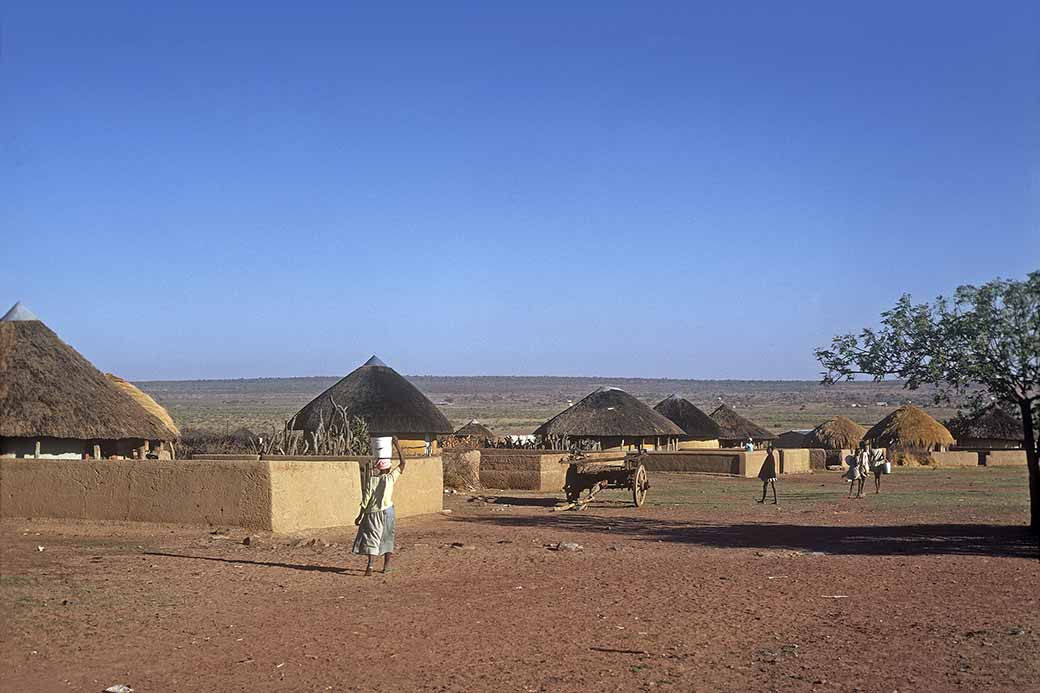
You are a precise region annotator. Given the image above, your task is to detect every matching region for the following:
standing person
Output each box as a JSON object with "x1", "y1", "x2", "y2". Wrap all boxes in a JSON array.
[
  {"x1": 756, "y1": 443, "x2": 778, "y2": 504},
  {"x1": 744, "y1": 436, "x2": 755, "y2": 452},
  {"x1": 870, "y1": 445, "x2": 888, "y2": 494},
  {"x1": 844, "y1": 446, "x2": 867, "y2": 498},
  {"x1": 856, "y1": 444, "x2": 872, "y2": 498},
  {"x1": 353, "y1": 437, "x2": 407, "y2": 576}
]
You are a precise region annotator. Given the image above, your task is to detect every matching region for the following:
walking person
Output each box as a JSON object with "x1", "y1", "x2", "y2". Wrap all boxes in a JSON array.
[
  {"x1": 353, "y1": 437, "x2": 406, "y2": 576},
  {"x1": 756, "y1": 443, "x2": 778, "y2": 505},
  {"x1": 870, "y1": 445, "x2": 888, "y2": 494},
  {"x1": 844, "y1": 445, "x2": 868, "y2": 498}
]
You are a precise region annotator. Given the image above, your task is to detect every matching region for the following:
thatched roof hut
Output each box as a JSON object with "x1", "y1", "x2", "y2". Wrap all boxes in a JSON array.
[
  {"x1": 805, "y1": 416, "x2": 866, "y2": 450},
  {"x1": 534, "y1": 387, "x2": 683, "y2": 450},
  {"x1": 776, "y1": 429, "x2": 811, "y2": 449},
  {"x1": 653, "y1": 395, "x2": 721, "y2": 439},
  {"x1": 947, "y1": 405, "x2": 1023, "y2": 449},
  {"x1": 709, "y1": 404, "x2": 776, "y2": 445},
  {"x1": 864, "y1": 405, "x2": 954, "y2": 451},
  {"x1": 454, "y1": 420, "x2": 494, "y2": 438},
  {"x1": 105, "y1": 374, "x2": 180, "y2": 438},
  {"x1": 291, "y1": 356, "x2": 452, "y2": 453},
  {"x1": 0, "y1": 303, "x2": 175, "y2": 454}
]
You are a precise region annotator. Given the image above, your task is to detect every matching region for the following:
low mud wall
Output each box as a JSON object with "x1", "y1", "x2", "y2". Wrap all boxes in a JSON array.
[
  {"x1": 642, "y1": 450, "x2": 771, "y2": 478},
  {"x1": 643, "y1": 449, "x2": 812, "y2": 477},
  {"x1": 677, "y1": 439, "x2": 720, "y2": 450},
  {"x1": 778, "y1": 449, "x2": 811, "y2": 474},
  {"x1": 981, "y1": 450, "x2": 1028, "y2": 466},
  {"x1": 930, "y1": 451, "x2": 981, "y2": 468},
  {"x1": 642, "y1": 451, "x2": 742, "y2": 475},
  {"x1": 442, "y1": 449, "x2": 481, "y2": 489},
  {"x1": 478, "y1": 450, "x2": 569, "y2": 491},
  {"x1": 0, "y1": 456, "x2": 442, "y2": 532}
]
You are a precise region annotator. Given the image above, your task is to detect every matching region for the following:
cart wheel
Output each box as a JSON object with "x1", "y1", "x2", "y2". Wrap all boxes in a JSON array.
[{"x1": 632, "y1": 464, "x2": 648, "y2": 507}]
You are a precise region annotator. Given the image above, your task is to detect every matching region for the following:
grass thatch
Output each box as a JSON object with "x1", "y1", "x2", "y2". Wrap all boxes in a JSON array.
[
  {"x1": 864, "y1": 404, "x2": 955, "y2": 450},
  {"x1": 454, "y1": 420, "x2": 495, "y2": 438},
  {"x1": 105, "y1": 374, "x2": 180, "y2": 438},
  {"x1": 533, "y1": 387, "x2": 684, "y2": 438},
  {"x1": 947, "y1": 405, "x2": 1024, "y2": 443},
  {"x1": 776, "y1": 430, "x2": 811, "y2": 448},
  {"x1": 653, "y1": 395, "x2": 721, "y2": 439},
  {"x1": 292, "y1": 356, "x2": 452, "y2": 435},
  {"x1": 0, "y1": 320, "x2": 173, "y2": 441},
  {"x1": 805, "y1": 416, "x2": 866, "y2": 450},
  {"x1": 709, "y1": 404, "x2": 776, "y2": 442}
]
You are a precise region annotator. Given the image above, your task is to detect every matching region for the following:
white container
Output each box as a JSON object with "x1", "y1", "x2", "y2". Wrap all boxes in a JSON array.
[{"x1": 371, "y1": 436, "x2": 393, "y2": 460}]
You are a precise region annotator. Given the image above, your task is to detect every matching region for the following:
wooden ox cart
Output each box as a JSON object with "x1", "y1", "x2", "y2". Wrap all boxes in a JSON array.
[{"x1": 556, "y1": 452, "x2": 650, "y2": 510}]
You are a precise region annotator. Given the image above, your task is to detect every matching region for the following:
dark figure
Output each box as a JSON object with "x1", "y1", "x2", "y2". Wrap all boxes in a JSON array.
[{"x1": 756, "y1": 444, "x2": 778, "y2": 505}]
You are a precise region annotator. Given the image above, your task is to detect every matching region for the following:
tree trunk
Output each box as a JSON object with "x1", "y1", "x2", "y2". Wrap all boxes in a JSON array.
[{"x1": 1019, "y1": 399, "x2": 1039, "y2": 534}]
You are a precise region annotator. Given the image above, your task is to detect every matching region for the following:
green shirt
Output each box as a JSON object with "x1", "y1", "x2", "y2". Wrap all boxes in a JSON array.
[{"x1": 360, "y1": 467, "x2": 401, "y2": 512}]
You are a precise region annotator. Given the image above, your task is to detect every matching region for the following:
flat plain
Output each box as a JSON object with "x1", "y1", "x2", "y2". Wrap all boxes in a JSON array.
[
  {"x1": 137, "y1": 375, "x2": 962, "y2": 436},
  {"x1": 2, "y1": 467, "x2": 1035, "y2": 692}
]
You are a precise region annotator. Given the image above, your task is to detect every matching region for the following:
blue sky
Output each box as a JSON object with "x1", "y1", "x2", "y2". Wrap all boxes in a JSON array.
[{"x1": 3, "y1": 2, "x2": 1037, "y2": 380}]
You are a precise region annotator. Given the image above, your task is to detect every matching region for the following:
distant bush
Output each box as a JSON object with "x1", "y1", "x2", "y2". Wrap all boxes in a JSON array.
[{"x1": 178, "y1": 427, "x2": 257, "y2": 457}]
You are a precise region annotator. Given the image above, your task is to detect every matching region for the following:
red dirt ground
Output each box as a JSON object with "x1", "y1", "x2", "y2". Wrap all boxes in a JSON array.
[{"x1": 2, "y1": 468, "x2": 1038, "y2": 692}]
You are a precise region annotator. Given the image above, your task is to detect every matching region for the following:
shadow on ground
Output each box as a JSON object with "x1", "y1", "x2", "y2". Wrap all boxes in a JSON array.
[
  {"x1": 143, "y1": 551, "x2": 362, "y2": 574},
  {"x1": 451, "y1": 514, "x2": 1039, "y2": 559}
]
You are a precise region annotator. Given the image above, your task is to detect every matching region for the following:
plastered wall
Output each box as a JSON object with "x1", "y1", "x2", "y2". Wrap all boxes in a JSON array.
[{"x1": 0, "y1": 456, "x2": 442, "y2": 532}]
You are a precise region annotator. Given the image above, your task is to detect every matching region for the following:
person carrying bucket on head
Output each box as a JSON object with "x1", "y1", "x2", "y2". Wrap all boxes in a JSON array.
[{"x1": 353, "y1": 436, "x2": 406, "y2": 576}]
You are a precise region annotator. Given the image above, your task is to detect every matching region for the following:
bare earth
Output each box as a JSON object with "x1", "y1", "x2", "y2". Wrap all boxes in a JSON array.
[{"x1": 2, "y1": 468, "x2": 1037, "y2": 692}]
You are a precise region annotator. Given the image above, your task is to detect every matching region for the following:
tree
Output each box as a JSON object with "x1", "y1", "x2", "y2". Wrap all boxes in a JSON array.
[{"x1": 815, "y1": 271, "x2": 1040, "y2": 533}]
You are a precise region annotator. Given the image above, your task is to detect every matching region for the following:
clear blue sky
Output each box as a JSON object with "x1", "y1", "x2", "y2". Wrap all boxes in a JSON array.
[{"x1": 3, "y1": 2, "x2": 1037, "y2": 380}]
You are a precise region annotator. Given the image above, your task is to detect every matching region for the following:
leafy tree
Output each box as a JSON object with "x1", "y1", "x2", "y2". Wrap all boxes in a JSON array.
[{"x1": 815, "y1": 271, "x2": 1039, "y2": 533}]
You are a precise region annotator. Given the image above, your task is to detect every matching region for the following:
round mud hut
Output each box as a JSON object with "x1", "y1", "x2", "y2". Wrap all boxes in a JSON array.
[
  {"x1": 947, "y1": 405, "x2": 1024, "y2": 450},
  {"x1": 454, "y1": 419, "x2": 494, "y2": 439},
  {"x1": 804, "y1": 416, "x2": 866, "y2": 451},
  {"x1": 291, "y1": 356, "x2": 452, "y2": 456},
  {"x1": 709, "y1": 404, "x2": 777, "y2": 448},
  {"x1": 442, "y1": 419, "x2": 496, "y2": 451},
  {"x1": 775, "y1": 429, "x2": 812, "y2": 449},
  {"x1": 864, "y1": 404, "x2": 954, "y2": 455},
  {"x1": 0, "y1": 302, "x2": 177, "y2": 459},
  {"x1": 534, "y1": 387, "x2": 683, "y2": 452},
  {"x1": 653, "y1": 395, "x2": 721, "y2": 449}
]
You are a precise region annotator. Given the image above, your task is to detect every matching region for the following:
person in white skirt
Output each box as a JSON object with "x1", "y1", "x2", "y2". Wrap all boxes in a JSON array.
[
  {"x1": 844, "y1": 444, "x2": 869, "y2": 498},
  {"x1": 870, "y1": 445, "x2": 888, "y2": 494},
  {"x1": 353, "y1": 437, "x2": 406, "y2": 576}
]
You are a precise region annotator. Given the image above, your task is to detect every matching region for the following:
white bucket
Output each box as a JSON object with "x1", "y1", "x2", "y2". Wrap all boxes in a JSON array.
[
  {"x1": 882, "y1": 462, "x2": 892, "y2": 474},
  {"x1": 371, "y1": 436, "x2": 393, "y2": 460}
]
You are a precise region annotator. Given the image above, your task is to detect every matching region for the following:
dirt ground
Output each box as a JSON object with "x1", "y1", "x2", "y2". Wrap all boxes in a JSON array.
[{"x1": 2, "y1": 467, "x2": 1038, "y2": 692}]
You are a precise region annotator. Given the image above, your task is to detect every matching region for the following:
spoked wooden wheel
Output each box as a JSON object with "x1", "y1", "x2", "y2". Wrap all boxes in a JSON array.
[{"x1": 632, "y1": 464, "x2": 648, "y2": 507}]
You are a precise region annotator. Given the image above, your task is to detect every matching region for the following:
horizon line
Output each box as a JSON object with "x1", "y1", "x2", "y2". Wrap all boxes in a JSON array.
[{"x1": 132, "y1": 373, "x2": 900, "y2": 385}]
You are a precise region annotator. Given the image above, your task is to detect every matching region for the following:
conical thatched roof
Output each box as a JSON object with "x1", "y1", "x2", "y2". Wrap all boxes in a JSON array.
[
  {"x1": 947, "y1": 405, "x2": 1023, "y2": 443},
  {"x1": 709, "y1": 404, "x2": 776, "y2": 441},
  {"x1": 454, "y1": 420, "x2": 494, "y2": 438},
  {"x1": 864, "y1": 404, "x2": 954, "y2": 449},
  {"x1": 534, "y1": 388, "x2": 684, "y2": 438},
  {"x1": 805, "y1": 416, "x2": 866, "y2": 450},
  {"x1": 105, "y1": 374, "x2": 180, "y2": 438},
  {"x1": 291, "y1": 356, "x2": 452, "y2": 435},
  {"x1": 0, "y1": 306, "x2": 174, "y2": 440},
  {"x1": 653, "y1": 395, "x2": 721, "y2": 438}
]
